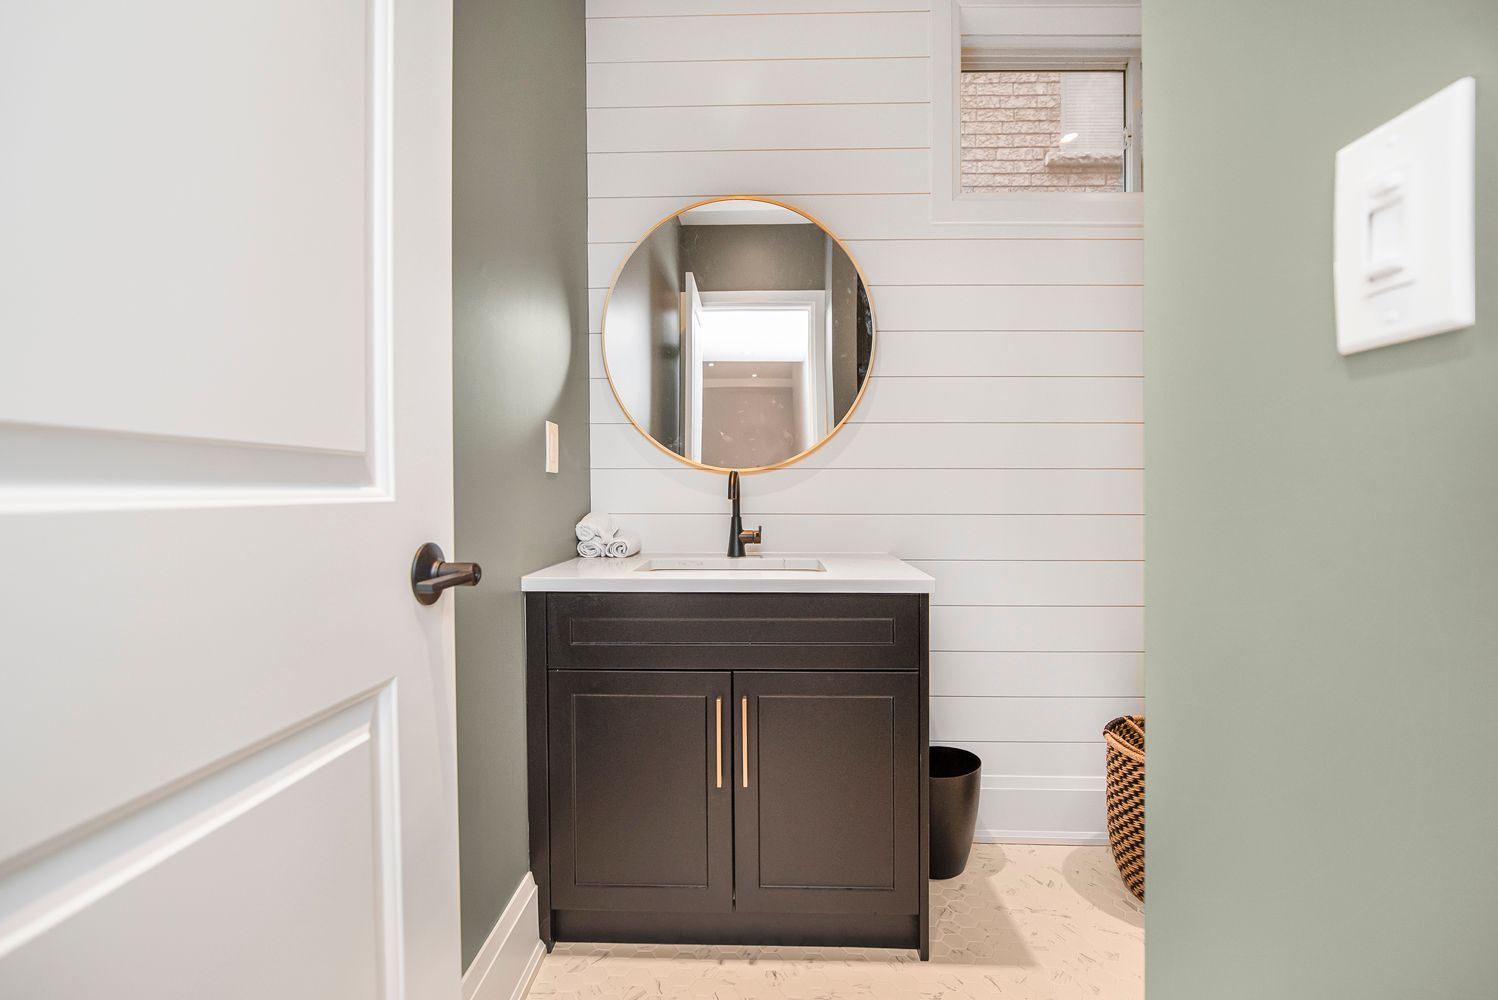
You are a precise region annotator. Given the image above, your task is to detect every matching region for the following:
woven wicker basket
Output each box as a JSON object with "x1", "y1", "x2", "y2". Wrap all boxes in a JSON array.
[{"x1": 1103, "y1": 715, "x2": 1145, "y2": 900}]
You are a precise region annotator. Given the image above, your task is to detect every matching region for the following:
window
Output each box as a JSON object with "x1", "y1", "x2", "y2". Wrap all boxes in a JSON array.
[
  {"x1": 932, "y1": 1, "x2": 1143, "y2": 227},
  {"x1": 960, "y1": 69, "x2": 1130, "y2": 193}
]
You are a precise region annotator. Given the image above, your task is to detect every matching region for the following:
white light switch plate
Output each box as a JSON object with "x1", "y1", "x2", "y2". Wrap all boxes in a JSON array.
[
  {"x1": 1333, "y1": 77, "x2": 1475, "y2": 355},
  {"x1": 545, "y1": 421, "x2": 559, "y2": 474}
]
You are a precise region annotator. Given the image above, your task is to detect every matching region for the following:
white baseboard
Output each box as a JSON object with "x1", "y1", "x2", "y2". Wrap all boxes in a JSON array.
[
  {"x1": 972, "y1": 776, "x2": 1109, "y2": 846},
  {"x1": 463, "y1": 872, "x2": 545, "y2": 1000},
  {"x1": 975, "y1": 829, "x2": 1108, "y2": 846}
]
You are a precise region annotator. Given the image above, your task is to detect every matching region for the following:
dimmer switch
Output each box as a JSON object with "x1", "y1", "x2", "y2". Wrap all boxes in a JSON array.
[
  {"x1": 1333, "y1": 77, "x2": 1475, "y2": 354},
  {"x1": 545, "y1": 421, "x2": 559, "y2": 474}
]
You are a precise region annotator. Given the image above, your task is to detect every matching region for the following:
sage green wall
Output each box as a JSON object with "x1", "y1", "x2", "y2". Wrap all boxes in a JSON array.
[
  {"x1": 1146, "y1": 2, "x2": 1498, "y2": 997},
  {"x1": 453, "y1": 0, "x2": 589, "y2": 970}
]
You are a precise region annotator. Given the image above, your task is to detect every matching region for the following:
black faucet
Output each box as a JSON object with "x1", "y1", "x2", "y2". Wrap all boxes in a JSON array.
[{"x1": 726, "y1": 471, "x2": 763, "y2": 558}]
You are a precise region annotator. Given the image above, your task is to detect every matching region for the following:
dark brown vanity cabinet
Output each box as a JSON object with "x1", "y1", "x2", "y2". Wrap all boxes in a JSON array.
[{"x1": 527, "y1": 592, "x2": 930, "y2": 959}]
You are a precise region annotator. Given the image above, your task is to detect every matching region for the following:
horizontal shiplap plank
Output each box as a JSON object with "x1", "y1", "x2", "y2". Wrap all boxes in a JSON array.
[
  {"x1": 587, "y1": 58, "x2": 930, "y2": 109},
  {"x1": 915, "y1": 561, "x2": 1143, "y2": 606},
  {"x1": 589, "y1": 328, "x2": 1143, "y2": 381},
  {"x1": 596, "y1": 513, "x2": 1143, "y2": 560},
  {"x1": 589, "y1": 193, "x2": 1142, "y2": 242},
  {"x1": 940, "y1": 740, "x2": 1107, "y2": 779},
  {"x1": 589, "y1": 419, "x2": 1144, "y2": 469},
  {"x1": 587, "y1": 103, "x2": 929, "y2": 153},
  {"x1": 590, "y1": 377, "x2": 628, "y2": 419},
  {"x1": 875, "y1": 284, "x2": 1142, "y2": 330},
  {"x1": 931, "y1": 652, "x2": 1143, "y2": 697},
  {"x1": 589, "y1": 323, "x2": 1141, "y2": 381},
  {"x1": 588, "y1": 328, "x2": 1143, "y2": 380},
  {"x1": 590, "y1": 422, "x2": 687, "y2": 467},
  {"x1": 591, "y1": 278, "x2": 1141, "y2": 331},
  {"x1": 589, "y1": 375, "x2": 1142, "y2": 424},
  {"x1": 587, "y1": 288, "x2": 607, "y2": 331},
  {"x1": 589, "y1": 0, "x2": 925, "y2": 16},
  {"x1": 588, "y1": 237, "x2": 1138, "y2": 291},
  {"x1": 589, "y1": 249, "x2": 632, "y2": 295},
  {"x1": 827, "y1": 414, "x2": 1143, "y2": 464},
  {"x1": 587, "y1": 11, "x2": 929, "y2": 63},
  {"x1": 587, "y1": 149, "x2": 928, "y2": 198},
  {"x1": 592, "y1": 467, "x2": 1143, "y2": 515},
  {"x1": 854, "y1": 376, "x2": 1142, "y2": 422},
  {"x1": 960, "y1": 4, "x2": 1140, "y2": 38},
  {"x1": 849, "y1": 238, "x2": 1141, "y2": 286},
  {"x1": 931, "y1": 605, "x2": 1144, "y2": 651},
  {"x1": 932, "y1": 696, "x2": 1143, "y2": 743},
  {"x1": 875, "y1": 330, "x2": 1141, "y2": 376}
]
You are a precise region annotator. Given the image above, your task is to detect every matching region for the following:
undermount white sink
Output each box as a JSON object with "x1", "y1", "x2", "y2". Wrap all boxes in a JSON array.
[
  {"x1": 521, "y1": 553, "x2": 934, "y2": 594},
  {"x1": 634, "y1": 556, "x2": 827, "y2": 573}
]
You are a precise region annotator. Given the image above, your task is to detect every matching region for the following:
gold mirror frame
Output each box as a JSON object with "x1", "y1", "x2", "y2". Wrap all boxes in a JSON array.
[{"x1": 599, "y1": 195, "x2": 877, "y2": 475}]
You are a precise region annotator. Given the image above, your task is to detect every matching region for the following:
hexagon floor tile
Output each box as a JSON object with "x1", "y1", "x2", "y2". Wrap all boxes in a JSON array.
[{"x1": 525, "y1": 845, "x2": 1142, "y2": 1000}]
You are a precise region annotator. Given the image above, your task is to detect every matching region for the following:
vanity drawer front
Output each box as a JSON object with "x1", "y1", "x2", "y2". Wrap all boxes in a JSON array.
[{"x1": 547, "y1": 593, "x2": 922, "y2": 671}]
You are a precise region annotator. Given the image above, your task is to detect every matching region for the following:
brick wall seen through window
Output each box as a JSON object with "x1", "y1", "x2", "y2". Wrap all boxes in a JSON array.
[{"x1": 960, "y1": 71, "x2": 1125, "y2": 193}]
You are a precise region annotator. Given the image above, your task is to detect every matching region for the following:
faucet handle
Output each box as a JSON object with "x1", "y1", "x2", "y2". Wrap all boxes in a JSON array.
[{"x1": 739, "y1": 526, "x2": 762, "y2": 546}]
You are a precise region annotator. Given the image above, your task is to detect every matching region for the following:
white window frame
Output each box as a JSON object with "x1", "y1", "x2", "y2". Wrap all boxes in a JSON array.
[{"x1": 932, "y1": 0, "x2": 1144, "y2": 234}]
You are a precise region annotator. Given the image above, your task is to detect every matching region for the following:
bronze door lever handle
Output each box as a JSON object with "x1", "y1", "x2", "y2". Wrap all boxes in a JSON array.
[{"x1": 411, "y1": 542, "x2": 483, "y2": 605}]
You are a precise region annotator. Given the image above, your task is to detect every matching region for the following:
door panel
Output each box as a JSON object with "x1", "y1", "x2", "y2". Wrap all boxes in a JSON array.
[
  {"x1": 0, "y1": 697, "x2": 390, "y2": 999},
  {"x1": 734, "y1": 672, "x2": 919, "y2": 915},
  {"x1": 1, "y1": 0, "x2": 381, "y2": 481},
  {"x1": 0, "y1": 1, "x2": 458, "y2": 996},
  {"x1": 549, "y1": 671, "x2": 733, "y2": 913}
]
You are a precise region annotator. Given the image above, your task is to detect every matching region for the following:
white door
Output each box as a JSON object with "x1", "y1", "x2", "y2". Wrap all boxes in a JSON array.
[
  {"x1": 0, "y1": 2, "x2": 460, "y2": 999},
  {"x1": 683, "y1": 272, "x2": 705, "y2": 464}
]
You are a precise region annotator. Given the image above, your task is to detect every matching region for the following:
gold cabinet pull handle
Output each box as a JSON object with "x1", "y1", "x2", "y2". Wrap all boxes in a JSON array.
[
  {"x1": 714, "y1": 697, "x2": 723, "y2": 789},
  {"x1": 741, "y1": 696, "x2": 749, "y2": 788}
]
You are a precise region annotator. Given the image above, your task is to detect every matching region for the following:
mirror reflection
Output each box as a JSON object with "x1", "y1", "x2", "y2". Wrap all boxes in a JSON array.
[{"x1": 601, "y1": 197, "x2": 874, "y2": 471}]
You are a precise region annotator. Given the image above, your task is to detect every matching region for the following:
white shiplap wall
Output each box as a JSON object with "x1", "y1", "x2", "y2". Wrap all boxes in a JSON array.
[{"x1": 584, "y1": 0, "x2": 1142, "y2": 843}]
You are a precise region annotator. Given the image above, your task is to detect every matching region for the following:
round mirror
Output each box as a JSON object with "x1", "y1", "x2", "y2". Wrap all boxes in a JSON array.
[{"x1": 601, "y1": 196, "x2": 875, "y2": 473}]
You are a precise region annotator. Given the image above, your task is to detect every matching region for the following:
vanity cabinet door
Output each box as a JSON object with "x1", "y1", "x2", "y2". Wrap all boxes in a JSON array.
[
  {"x1": 549, "y1": 670, "x2": 733, "y2": 913},
  {"x1": 733, "y1": 671, "x2": 920, "y2": 916}
]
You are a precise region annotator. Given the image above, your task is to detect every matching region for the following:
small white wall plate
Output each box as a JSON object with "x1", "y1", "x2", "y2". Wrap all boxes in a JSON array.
[
  {"x1": 1333, "y1": 77, "x2": 1476, "y2": 355},
  {"x1": 545, "y1": 420, "x2": 560, "y2": 474}
]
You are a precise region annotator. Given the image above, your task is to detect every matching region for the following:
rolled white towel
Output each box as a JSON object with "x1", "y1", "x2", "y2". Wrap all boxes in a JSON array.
[
  {"x1": 577, "y1": 538, "x2": 607, "y2": 558},
  {"x1": 604, "y1": 529, "x2": 641, "y2": 559},
  {"x1": 575, "y1": 511, "x2": 615, "y2": 542}
]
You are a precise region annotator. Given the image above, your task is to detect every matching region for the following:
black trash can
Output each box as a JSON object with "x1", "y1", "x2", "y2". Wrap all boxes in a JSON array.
[{"x1": 929, "y1": 746, "x2": 982, "y2": 880}]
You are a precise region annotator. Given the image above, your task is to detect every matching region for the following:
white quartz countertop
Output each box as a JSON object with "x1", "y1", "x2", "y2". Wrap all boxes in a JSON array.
[{"x1": 520, "y1": 553, "x2": 935, "y2": 594}]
